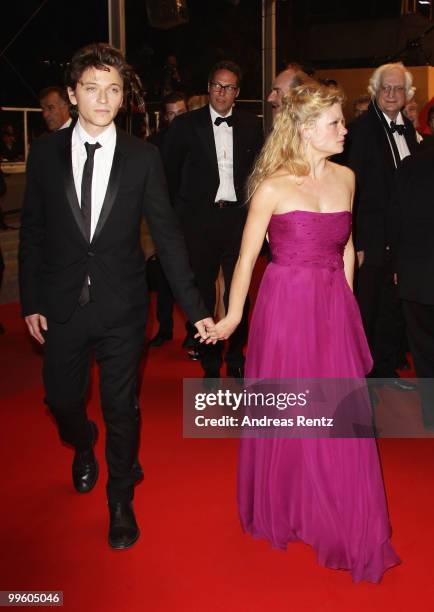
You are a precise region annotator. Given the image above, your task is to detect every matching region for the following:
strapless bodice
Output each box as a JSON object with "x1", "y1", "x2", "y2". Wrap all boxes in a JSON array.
[{"x1": 268, "y1": 210, "x2": 351, "y2": 270}]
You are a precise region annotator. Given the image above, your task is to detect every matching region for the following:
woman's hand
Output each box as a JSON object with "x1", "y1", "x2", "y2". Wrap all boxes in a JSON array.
[{"x1": 205, "y1": 315, "x2": 240, "y2": 343}]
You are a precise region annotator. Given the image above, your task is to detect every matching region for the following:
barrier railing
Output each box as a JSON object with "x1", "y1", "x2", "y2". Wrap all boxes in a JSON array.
[{"x1": 1, "y1": 100, "x2": 263, "y2": 174}]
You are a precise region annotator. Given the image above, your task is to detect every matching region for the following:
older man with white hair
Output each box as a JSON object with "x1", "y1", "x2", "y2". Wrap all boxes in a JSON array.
[{"x1": 346, "y1": 62, "x2": 420, "y2": 385}]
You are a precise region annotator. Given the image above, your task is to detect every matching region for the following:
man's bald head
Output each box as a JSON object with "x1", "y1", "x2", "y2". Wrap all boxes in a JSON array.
[{"x1": 267, "y1": 67, "x2": 312, "y2": 118}]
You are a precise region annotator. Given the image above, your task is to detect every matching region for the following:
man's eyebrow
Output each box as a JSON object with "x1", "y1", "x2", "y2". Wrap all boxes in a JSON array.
[{"x1": 80, "y1": 80, "x2": 122, "y2": 86}]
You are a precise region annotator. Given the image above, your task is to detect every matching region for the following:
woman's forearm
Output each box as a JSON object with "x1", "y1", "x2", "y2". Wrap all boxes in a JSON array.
[{"x1": 227, "y1": 255, "x2": 257, "y2": 323}]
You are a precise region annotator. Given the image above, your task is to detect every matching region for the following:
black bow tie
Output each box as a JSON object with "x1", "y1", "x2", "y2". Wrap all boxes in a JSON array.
[
  {"x1": 214, "y1": 115, "x2": 234, "y2": 127},
  {"x1": 390, "y1": 121, "x2": 406, "y2": 136}
]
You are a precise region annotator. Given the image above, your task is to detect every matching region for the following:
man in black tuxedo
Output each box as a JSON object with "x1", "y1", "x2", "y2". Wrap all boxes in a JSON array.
[
  {"x1": 393, "y1": 149, "x2": 434, "y2": 427},
  {"x1": 39, "y1": 86, "x2": 72, "y2": 132},
  {"x1": 163, "y1": 60, "x2": 263, "y2": 380},
  {"x1": 19, "y1": 43, "x2": 213, "y2": 550},
  {"x1": 346, "y1": 62, "x2": 419, "y2": 383}
]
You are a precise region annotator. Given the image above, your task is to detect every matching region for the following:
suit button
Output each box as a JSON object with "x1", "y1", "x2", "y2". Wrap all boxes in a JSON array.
[{"x1": 88, "y1": 250, "x2": 95, "y2": 257}]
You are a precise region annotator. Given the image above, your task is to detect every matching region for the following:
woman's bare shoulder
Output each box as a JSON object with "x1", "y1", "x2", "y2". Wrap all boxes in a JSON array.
[
  {"x1": 259, "y1": 170, "x2": 298, "y2": 192},
  {"x1": 250, "y1": 172, "x2": 295, "y2": 213}
]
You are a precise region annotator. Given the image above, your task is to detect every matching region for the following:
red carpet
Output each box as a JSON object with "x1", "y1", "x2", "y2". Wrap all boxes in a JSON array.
[{"x1": 1, "y1": 293, "x2": 434, "y2": 611}]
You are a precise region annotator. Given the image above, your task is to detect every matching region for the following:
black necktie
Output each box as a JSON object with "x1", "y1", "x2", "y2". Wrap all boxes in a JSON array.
[
  {"x1": 81, "y1": 142, "x2": 101, "y2": 241},
  {"x1": 214, "y1": 115, "x2": 234, "y2": 127},
  {"x1": 390, "y1": 121, "x2": 405, "y2": 136},
  {"x1": 78, "y1": 141, "x2": 101, "y2": 306}
]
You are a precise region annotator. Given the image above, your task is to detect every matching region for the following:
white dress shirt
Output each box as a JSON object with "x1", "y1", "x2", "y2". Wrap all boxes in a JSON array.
[
  {"x1": 382, "y1": 111, "x2": 410, "y2": 163},
  {"x1": 71, "y1": 120, "x2": 116, "y2": 240},
  {"x1": 59, "y1": 117, "x2": 72, "y2": 130},
  {"x1": 210, "y1": 105, "x2": 237, "y2": 202}
]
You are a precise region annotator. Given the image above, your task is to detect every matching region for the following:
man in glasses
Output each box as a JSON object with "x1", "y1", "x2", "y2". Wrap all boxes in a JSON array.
[
  {"x1": 163, "y1": 60, "x2": 263, "y2": 383},
  {"x1": 345, "y1": 62, "x2": 420, "y2": 386}
]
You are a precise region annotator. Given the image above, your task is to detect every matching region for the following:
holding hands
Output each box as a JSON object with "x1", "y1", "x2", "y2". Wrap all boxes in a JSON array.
[
  {"x1": 205, "y1": 315, "x2": 240, "y2": 344},
  {"x1": 194, "y1": 315, "x2": 241, "y2": 344},
  {"x1": 194, "y1": 317, "x2": 218, "y2": 344}
]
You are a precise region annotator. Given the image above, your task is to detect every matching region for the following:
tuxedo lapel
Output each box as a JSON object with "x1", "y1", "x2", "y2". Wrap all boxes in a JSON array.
[
  {"x1": 403, "y1": 116, "x2": 419, "y2": 154},
  {"x1": 232, "y1": 111, "x2": 242, "y2": 190},
  {"x1": 60, "y1": 127, "x2": 87, "y2": 243},
  {"x1": 91, "y1": 128, "x2": 125, "y2": 244},
  {"x1": 369, "y1": 102, "x2": 400, "y2": 172},
  {"x1": 194, "y1": 106, "x2": 219, "y2": 171}
]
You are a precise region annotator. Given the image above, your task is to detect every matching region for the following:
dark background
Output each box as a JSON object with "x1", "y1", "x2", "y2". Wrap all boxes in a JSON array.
[{"x1": 1, "y1": 0, "x2": 432, "y2": 108}]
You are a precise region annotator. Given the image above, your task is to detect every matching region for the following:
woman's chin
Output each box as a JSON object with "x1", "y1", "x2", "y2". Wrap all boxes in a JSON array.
[{"x1": 331, "y1": 143, "x2": 344, "y2": 156}]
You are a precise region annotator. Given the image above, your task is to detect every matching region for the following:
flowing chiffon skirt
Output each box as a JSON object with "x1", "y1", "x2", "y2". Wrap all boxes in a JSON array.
[{"x1": 238, "y1": 211, "x2": 400, "y2": 583}]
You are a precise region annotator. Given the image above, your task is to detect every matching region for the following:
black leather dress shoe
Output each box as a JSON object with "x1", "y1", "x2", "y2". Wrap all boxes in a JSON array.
[
  {"x1": 378, "y1": 374, "x2": 416, "y2": 392},
  {"x1": 227, "y1": 365, "x2": 244, "y2": 379},
  {"x1": 72, "y1": 421, "x2": 98, "y2": 493},
  {"x1": 108, "y1": 501, "x2": 140, "y2": 549},
  {"x1": 389, "y1": 377, "x2": 417, "y2": 391},
  {"x1": 187, "y1": 348, "x2": 200, "y2": 361},
  {"x1": 149, "y1": 331, "x2": 173, "y2": 347}
]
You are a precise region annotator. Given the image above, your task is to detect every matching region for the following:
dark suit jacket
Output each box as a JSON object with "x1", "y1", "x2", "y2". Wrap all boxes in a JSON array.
[
  {"x1": 19, "y1": 126, "x2": 208, "y2": 326},
  {"x1": 392, "y1": 148, "x2": 434, "y2": 305},
  {"x1": 162, "y1": 105, "x2": 263, "y2": 225},
  {"x1": 148, "y1": 128, "x2": 167, "y2": 152},
  {"x1": 346, "y1": 101, "x2": 419, "y2": 266}
]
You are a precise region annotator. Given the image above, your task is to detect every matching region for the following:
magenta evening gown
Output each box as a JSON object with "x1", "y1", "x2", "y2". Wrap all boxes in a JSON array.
[{"x1": 238, "y1": 210, "x2": 400, "y2": 583}]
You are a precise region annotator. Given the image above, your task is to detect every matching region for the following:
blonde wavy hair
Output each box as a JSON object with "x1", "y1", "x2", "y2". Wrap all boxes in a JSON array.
[{"x1": 248, "y1": 82, "x2": 345, "y2": 198}]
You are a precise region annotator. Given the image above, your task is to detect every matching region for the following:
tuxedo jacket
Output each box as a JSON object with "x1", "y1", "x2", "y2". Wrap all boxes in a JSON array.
[
  {"x1": 346, "y1": 101, "x2": 419, "y2": 266},
  {"x1": 392, "y1": 148, "x2": 434, "y2": 305},
  {"x1": 19, "y1": 125, "x2": 208, "y2": 326},
  {"x1": 162, "y1": 105, "x2": 263, "y2": 226}
]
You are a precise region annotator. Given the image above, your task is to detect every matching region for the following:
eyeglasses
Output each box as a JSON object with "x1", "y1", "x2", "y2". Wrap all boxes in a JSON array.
[
  {"x1": 209, "y1": 81, "x2": 238, "y2": 93},
  {"x1": 380, "y1": 85, "x2": 405, "y2": 95}
]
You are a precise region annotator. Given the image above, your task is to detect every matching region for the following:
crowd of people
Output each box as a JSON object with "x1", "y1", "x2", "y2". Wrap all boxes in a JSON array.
[{"x1": 11, "y1": 40, "x2": 434, "y2": 582}]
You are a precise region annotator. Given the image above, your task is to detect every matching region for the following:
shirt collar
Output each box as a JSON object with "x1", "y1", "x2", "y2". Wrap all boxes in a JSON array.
[
  {"x1": 59, "y1": 117, "x2": 72, "y2": 130},
  {"x1": 382, "y1": 110, "x2": 404, "y2": 127},
  {"x1": 209, "y1": 104, "x2": 233, "y2": 124},
  {"x1": 75, "y1": 119, "x2": 116, "y2": 147}
]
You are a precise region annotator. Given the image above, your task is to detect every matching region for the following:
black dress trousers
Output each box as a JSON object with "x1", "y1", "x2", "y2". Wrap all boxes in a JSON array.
[
  {"x1": 356, "y1": 256, "x2": 406, "y2": 376},
  {"x1": 402, "y1": 300, "x2": 434, "y2": 427},
  {"x1": 183, "y1": 206, "x2": 248, "y2": 371},
  {"x1": 43, "y1": 300, "x2": 146, "y2": 503}
]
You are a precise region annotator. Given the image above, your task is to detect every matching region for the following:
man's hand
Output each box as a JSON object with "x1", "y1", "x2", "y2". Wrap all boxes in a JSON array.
[
  {"x1": 356, "y1": 250, "x2": 365, "y2": 268},
  {"x1": 25, "y1": 313, "x2": 47, "y2": 344},
  {"x1": 194, "y1": 317, "x2": 217, "y2": 344}
]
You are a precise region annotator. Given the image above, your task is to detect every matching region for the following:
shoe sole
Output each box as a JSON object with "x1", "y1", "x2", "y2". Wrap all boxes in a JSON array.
[{"x1": 109, "y1": 528, "x2": 140, "y2": 550}]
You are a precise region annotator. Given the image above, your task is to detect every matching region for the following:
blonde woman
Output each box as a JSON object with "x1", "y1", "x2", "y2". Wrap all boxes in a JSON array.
[{"x1": 209, "y1": 83, "x2": 399, "y2": 582}]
